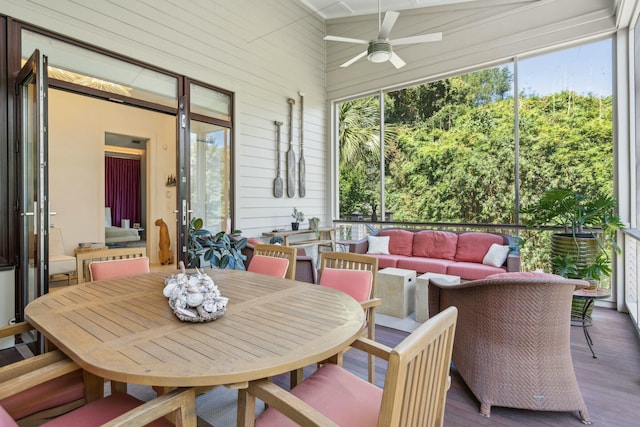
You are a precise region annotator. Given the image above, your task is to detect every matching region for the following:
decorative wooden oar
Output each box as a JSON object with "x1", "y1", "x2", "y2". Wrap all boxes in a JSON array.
[
  {"x1": 273, "y1": 120, "x2": 284, "y2": 198},
  {"x1": 299, "y1": 91, "x2": 306, "y2": 197},
  {"x1": 287, "y1": 98, "x2": 296, "y2": 198}
]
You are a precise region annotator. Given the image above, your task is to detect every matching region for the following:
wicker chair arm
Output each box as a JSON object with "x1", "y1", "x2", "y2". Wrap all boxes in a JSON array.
[
  {"x1": 348, "y1": 238, "x2": 369, "y2": 254},
  {"x1": 506, "y1": 253, "x2": 521, "y2": 272},
  {"x1": 430, "y1": 276, "x2": 589, "y2": 291}
]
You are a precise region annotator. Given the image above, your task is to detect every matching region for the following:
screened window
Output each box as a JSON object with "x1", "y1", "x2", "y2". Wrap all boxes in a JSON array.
[{"x1": 337, "y1": 38, "x2": 613, "y2": 273}]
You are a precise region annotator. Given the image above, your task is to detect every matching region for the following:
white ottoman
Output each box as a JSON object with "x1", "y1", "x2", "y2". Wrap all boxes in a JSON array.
[
  {"x1": 415, "y1": 272, "x2": 460, "y2": 322},
  {"x1": 376, "y1": 267, "x2": 416, "y2": 318}
]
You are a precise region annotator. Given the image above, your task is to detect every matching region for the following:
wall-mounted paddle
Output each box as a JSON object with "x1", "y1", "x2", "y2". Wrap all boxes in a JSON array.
[
  {"x1": 273, "y1": 120, "x2": 284, "y2": 198},
  {"x1": 299, "y1": 92, "x2": 306, "y2": 197},
  {"x1": 287, "y1": 98, "x2": 296, "y2": 198}
]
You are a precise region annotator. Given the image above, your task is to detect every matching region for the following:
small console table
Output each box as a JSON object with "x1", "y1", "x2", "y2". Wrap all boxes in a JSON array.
[
  {"x1": 572, "y1": 287, "x2": 611, "y2": 358},
  {"x1": 262, "y1": 227, "x2": 336, "y2": 251}
]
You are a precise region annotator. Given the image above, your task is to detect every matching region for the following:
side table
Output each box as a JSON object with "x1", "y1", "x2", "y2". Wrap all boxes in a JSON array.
[
  {"x1": 376, "y1": 267, "x2": 416, "y2": 318},
  {"x1": 415, "y1": 272, "x2": 460, "y2": 322},
  {"x1": 572, "y1": 287, "x2": 611, "y2": 358}
]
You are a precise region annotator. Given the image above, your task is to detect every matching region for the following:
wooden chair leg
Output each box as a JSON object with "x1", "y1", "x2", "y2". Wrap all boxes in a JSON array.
[
  {"x1": 290, "y1": 368, "x2": 303, "y2": 389},
  {"x1": 368, "y1": 314, "x2": 376, "y2": 384}
]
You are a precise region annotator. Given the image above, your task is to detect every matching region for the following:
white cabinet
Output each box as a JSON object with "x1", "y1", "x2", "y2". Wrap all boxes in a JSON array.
[{"x1": 0, "y1": 265, "x2": 15, "y2": 349}]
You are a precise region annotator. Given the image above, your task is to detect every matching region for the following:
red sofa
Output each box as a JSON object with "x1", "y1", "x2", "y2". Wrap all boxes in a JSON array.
[{"x1": 348, "y1": 228, "x2": 520, "y2": 280}]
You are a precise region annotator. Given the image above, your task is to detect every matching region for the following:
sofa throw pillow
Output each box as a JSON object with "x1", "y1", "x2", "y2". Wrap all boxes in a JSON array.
[
  {"x1": 367, "y1": 236, "x2": 390, "y2": 255},
  {"x1": 482, "y1": 243, "x2": 510, "y2": 267}
]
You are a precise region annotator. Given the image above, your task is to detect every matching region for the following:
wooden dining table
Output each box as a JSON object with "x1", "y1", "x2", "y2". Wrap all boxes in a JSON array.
[{"x1": 25, "y1": 268, "x2": 365, "y2": 393}]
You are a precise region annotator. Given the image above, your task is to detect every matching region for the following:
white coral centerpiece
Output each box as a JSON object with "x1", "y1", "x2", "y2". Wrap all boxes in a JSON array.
[{"x1": 163, "y1": 262, "x2": 228, "y2": 322}]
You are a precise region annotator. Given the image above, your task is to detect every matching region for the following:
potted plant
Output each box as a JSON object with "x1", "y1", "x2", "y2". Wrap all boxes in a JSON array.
[
  {"x1": 520, "y1": 187, "x2": 624, "y2": 283},
  {"x1": 187, "y1": 217, "x2": 247, "y2": 269},
  {"x1": 309, "y1": 217, "x2": 320, "y2": 232},
  {"x1": 291, "y1": 207, "x2": 305, "y2": 231}
]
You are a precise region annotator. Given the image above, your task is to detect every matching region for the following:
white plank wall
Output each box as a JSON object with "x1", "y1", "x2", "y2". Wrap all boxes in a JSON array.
[
  {"x1": 0, "y1": 0, "x2": 329, "y2": 239},
  {"x1": 0, "y1": 0, "x2": 623, "y2": 242},
  {"x1": 324, "y1": 0, "x2": 617, "y2": 100}
]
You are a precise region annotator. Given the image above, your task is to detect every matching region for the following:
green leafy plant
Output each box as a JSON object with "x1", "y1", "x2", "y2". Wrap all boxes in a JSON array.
[
  {"x1": 188, "y1": 217, "x2": 247, "y2": 269},
  {"x1": 520, "y1": 188, "x2": 624, "y2": 280},
  {"x1": 291, "y1": 207, "x2": 305, "y2": 223}
]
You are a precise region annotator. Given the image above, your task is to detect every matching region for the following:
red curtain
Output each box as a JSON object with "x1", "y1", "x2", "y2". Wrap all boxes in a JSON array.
[{"x1": 105, "y1": 156, "x2": 141, "y2": 227}]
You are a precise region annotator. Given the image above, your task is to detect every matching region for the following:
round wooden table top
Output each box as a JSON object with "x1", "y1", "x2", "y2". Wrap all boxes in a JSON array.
[{"x1": 26, "y1": 268, "x2": 365, "y2": 387}]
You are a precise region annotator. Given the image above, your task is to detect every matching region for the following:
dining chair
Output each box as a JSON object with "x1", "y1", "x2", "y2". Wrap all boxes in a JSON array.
[
  {"x1": 318, "y1": 251, "x2": 380, "y2": 383},
  {"x1": 0, "y1": 321, "x2": 86, "y2": 425},
  {"x1": 89, "y1": 256, "x2": 150, "y2": 281},
  {"x1": 0, "y1": 348, "x2": 197, "y2": 426},
  {"x1": 238, "y1": 306, "x2": 458, "y2": 427},
  {"x1": 248, "y1": 244, "x2": 297, "y2": 280}
]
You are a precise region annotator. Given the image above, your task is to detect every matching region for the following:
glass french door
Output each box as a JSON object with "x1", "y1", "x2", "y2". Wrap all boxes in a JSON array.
[
  {"x1": 177, "y1": 81, "x2": 232, "y2": 266},
  {"x1": 16, "y1": 50, "x2": 49, "y2": 323}
]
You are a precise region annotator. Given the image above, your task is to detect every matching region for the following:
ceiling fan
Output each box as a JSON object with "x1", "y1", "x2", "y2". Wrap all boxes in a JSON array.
[{"x1": 323, "y1": 0, "x2": 442, "y2": 69}]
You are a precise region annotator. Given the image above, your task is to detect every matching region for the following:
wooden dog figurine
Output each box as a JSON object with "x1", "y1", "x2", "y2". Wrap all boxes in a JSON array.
[{"x1": 155, "y1": 218, "x2": 174, "y2": 265}]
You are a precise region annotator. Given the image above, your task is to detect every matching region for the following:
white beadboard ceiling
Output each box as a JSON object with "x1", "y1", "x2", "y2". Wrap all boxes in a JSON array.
[{"x1": 299, "y1": 0, "x2": 536, "y2": 19}]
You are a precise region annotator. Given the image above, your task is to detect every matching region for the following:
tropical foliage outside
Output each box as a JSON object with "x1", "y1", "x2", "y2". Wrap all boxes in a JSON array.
[{"x1": 338, "y1": 60, "x2": 613, "y2": 274}]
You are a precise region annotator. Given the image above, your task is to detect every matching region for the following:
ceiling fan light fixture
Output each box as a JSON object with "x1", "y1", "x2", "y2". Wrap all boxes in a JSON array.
[{"x1": 367, "y1": 41, "x2": 392, "y2": 63}]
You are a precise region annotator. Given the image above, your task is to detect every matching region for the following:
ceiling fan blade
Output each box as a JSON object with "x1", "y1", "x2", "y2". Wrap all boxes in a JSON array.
[
  {"x1": 391, "y1": 32, "x2": 443, "y2": 45},
  {"x1": 324, "y1": 35, "x2": 369, "y2": 45},
  {"x1": 340, "y1": 50, "x2": 367, "y2": 68},
  {"x1": 378, "y1": 11, "x2": 399, "y2": 40},
  {"x1": 389, "y1": 52, "x2": 406, "y2": 69}
]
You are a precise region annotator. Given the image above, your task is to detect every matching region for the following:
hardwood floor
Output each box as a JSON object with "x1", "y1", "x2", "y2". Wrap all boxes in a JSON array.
[
  {"x1": 273, "y1": 306, "x2": 640, "y2": 426},
  {"x1": 2, "y1": 306, "x2": 638, "y2": 425}
]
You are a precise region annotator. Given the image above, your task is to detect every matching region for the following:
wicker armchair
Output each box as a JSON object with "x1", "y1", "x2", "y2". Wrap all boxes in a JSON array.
[{"x1": 431, "y1": 275, "x2": 591, "y2": 423}]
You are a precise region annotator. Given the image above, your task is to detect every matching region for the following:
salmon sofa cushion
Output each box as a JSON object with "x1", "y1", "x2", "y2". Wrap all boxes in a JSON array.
[
  {"x1": 412, "y1": 231, "x2": 458, "y2": 260},
  {"x1": 379, "y1": 229, "x2": 414, "y2": 256},
  {"x1": 455, "y1": 232, "x2": 504, "y2": 263}
]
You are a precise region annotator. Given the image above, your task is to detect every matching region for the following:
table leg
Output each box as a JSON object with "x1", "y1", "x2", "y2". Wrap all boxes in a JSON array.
[
  {"x1": 82, "y1": 371, "x2": 105, "y2": 402},
  {"x1": 237, "y1": 388, "x2": 256, "y2": 427},
  {"x1": 580, "y1": 297, "x2": 597, "y2": 358}
]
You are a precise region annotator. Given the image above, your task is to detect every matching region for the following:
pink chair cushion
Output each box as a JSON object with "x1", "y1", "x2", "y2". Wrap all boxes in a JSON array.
[
  {"x1": 89, "y1": 257, "x2": 150, "y2": 281},
  {"x1": 379, "y1": 229, "x2": 414, "y2": 256},
  {"x1": 319, "y1": 268, "x2": 372, "y2": 302},
  {"x1": 0, "y1": 405, "x2": 18, "y2": 427},
  {"x1": 0, "y1": 370, "x2": 84, "y2": 420},
  {"x1": 454, "y1": 233, "x2": 504, "y2": 263},
  {"x1": 247, "y1": 237, "x2": 262, "y2": 246},
  {"x1": 413, "y1": 230, "x2": 459, "y2": 260},
  {"x1": 256, "y1": 363, "x2": 382, "y2": 427},
  {"x1": 248, "y1": 255, "x2": 289, "y2": 278},
  {"x1": 41, "y1": 392, "x2": 173, "y2": 427}
]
